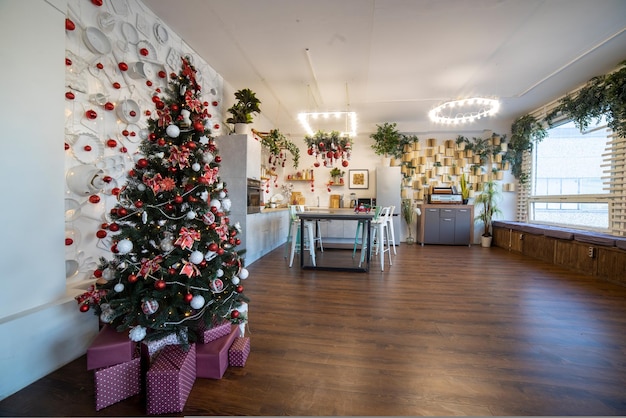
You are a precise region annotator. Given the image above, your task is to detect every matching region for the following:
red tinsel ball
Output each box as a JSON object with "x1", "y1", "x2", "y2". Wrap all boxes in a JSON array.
[{"x1": 79, "y1": 304, "x2": 90, "y2": 312}]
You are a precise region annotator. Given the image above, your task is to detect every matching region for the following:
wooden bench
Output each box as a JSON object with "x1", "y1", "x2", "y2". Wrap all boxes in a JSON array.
[{"x1": 492, "y1": 221, "x2": 626, "y2": 287}]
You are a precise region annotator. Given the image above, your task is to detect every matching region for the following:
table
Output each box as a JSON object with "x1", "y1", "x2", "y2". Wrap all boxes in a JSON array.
[{"x1": 297, "y1": 211, "x2": 375, "y2": 272}]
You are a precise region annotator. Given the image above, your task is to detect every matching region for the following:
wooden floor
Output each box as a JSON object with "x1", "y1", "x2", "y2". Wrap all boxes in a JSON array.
[{"x1": 2, "y1": 244, "x2": 626, "y2": 416}]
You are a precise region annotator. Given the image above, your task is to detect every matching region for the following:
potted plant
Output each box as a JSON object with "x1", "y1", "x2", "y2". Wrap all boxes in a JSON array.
[
  {"x1": 474, "y1": 179, "x2": 502, "y2": 247},
  {"x1": 329, "y1": 167, "x2": 345, "y2": 184},
  {"x1": 401, "y1": 198, "x2": 416, "y2": 245},
  {"x1": 370, "y1": 122, "x2": 403, "y2": 164},
  {"x1": 226, "y1": 88, "x2": 261, "y2": 134},
  {"x1": 459, "y1": 173, "x2": 470, "y2": 204}
]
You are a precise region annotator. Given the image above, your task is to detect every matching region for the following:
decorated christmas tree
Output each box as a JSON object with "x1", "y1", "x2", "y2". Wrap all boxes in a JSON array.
[{"x1": 76, "y1": 57, "x2": 249, "y2": 347}]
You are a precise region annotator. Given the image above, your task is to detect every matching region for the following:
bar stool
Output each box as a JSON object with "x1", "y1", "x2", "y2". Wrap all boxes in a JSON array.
[
  {"x1": 387, "y1": 205, "x2": 397, "y2": 255},
  {"x1": 287, "y1": 205, "x2": 316, "y2": 267},
  {"x1": 297, "y1": 205, "x2": 323, "y2": 252},
  {"x1": 353, "y1": 206, "x2": 381, "y2": 258},
  {"x1": 359, "y1": 206, "x2": 392, "y2": 271}
]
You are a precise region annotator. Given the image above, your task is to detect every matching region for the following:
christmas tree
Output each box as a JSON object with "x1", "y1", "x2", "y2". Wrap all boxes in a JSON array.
[{"x1": 76, "y1": 57, "x2": 249, "y2": 347}]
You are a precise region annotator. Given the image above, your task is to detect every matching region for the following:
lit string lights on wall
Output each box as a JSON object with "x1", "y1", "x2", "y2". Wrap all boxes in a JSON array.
[
  {"x1": 297, "y1": 111, "x2": 357, "y2": 137},
  {"x1": 429, "y1": 97, "x2": 500, "y2": 124}
]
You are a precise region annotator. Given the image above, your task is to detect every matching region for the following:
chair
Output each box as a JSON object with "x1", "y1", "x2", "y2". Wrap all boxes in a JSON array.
[
  {"x1": 359, "y1": 206, "x2": 393, "y2": 271},
  {"x1": 353, "y1": 206, "x2": 381, "y2": 258},
  {"x1": 387, "y1": 205, "x2": 397, "y2": 255},
  {"x1": 287, "y1": 205, "x2": 317, "y2": 268},
  {"x1": 297, "y1": 205, "x2": 323, "y2": 252}
]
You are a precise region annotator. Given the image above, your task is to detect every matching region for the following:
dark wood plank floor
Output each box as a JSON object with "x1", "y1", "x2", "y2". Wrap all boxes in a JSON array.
[{"x1": 2, "y1": 244, "x2": 626, "y2": 416}]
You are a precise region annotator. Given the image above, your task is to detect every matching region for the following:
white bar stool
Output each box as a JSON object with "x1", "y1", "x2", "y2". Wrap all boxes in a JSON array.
[
  {"x1": 387, "y1": 205, "x2": 397, "y2": 255},
  {"x1": 288, "y1": 206, "x2": 317, "y2": 267}
]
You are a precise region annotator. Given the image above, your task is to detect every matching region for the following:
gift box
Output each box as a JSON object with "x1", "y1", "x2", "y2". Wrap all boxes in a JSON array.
[
  {"x1": 196, "y1": 325, "x2": 239, "y2": 379},
  {"x1": 94, "y1": 356, "x2": 141, "y2": 411},
  {"x1": 228, "y1": 337, "x2": 250, "y2": 367},
  {"x1": 87, "y1": 325, "x2": 135, "y2": 370},
  {"x1": 197, "y1": 320, "x2": 232, "y2": 344},
  {"x1": 146, "y1": 344, "x2": 196, "y2": 415}
]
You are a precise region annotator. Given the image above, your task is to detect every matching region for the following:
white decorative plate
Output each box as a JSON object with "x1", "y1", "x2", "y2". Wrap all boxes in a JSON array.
[
  {"x1": 116, "y1": 99, "x2": 141, "y2": 124},
  {"x1": 110, "y1": 0, "x2": 130, "y2": 16},
  {"x1": 121, "y1": 22, "x2": 139, "y2": 45},
  {"x1": 71, "y1": 132, "x2": 104, "y2": 164},
  {"x1": 154, "y1": 23, "x2": 169, "y2": 44},
  {"x1": 97, "y1": 11, "x2": 116, "y2": 33},
  {"x1": 82, "y1": 26, "x2": 112, "y2": 55}
]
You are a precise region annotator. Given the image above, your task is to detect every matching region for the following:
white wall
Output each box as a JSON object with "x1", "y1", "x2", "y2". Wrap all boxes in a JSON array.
[{"x1": 0, "y1": 0, "x2": 99, "y2": 400}]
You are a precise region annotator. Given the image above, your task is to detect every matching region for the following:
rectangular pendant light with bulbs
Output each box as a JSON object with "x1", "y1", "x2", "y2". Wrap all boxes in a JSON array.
[{"x1": 297, "y1": 111, "x2": 357, "y2": 137}]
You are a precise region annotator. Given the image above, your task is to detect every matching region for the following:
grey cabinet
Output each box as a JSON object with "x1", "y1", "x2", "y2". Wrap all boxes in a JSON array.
[{"x1": 416, "y1": 204, "x2": 474, "y2": 246}]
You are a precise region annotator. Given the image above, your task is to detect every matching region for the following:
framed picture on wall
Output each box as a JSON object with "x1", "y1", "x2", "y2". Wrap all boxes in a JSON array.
[{"x1": 349, "y1": 169, "x2": 369, "y2": 189}]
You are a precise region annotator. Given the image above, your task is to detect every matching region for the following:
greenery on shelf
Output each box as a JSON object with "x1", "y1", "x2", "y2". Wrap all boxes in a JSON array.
[
  {"x1": 329, "y1": 167, "x2": 345, "y2": 178},
  {"x1": 503, "y1": 115, "x2": 547, "y2": 184},
  {"x1": 252, "y1": 129, "x2": 300, "y2": 169},
  {"x1": 546, "y1": 59, "x2": 626, "y2": 138},
  {"x1": 456, "y1": 133, "x2": 507, "y2": 172},
  {"x1": 474, "y1": 179, "x2": 502, "y2": 238},
  {"x1": 459, "y1": 173, "x2": 470, "y2": 202},
  {"x1": 226, "y1": 88, "x2": 261, "y2": 125}
]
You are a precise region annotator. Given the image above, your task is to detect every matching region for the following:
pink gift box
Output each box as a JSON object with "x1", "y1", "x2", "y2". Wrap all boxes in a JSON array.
[
  {"x1": 94, "y1": 356, "x2": 141, "y2": 411},
  {"x1": 87, "y1": 325, "x2": 135, "y2": 370},
  {"x1": 197, "y1": 320, "x2": 232, "y2": 344},
  {"x1": 228, "y1": 337, "x2": 250, "y2": 367},
  {"x1": 146, "y1": 344, "x2": 196, "y2": 415},
  {"x1": 196, "y1": 325, "x2": 239, "y2": 379}
]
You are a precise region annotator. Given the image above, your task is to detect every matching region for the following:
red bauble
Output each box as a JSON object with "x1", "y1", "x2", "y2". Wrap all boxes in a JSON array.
[
  {"x1": 112, "y1": 82, "x2": 121, "y2": 89},
  {"x1": 96, "y1": 62, "x2": 104, "y2": 69},
  {"x1": 193, "y1": 121, "x2": 205, "y2": 132},
  {"x1": 128, "y1": 274, "x2": 138, "y2": 283},
  {"x1": 236, "y1": 285, "x2": 244, "y2": 293},
  {"x1": 168, "y1": 267, "x2": 177, "y2": 275},
  {"x1": 214, "y1": 155, "x2": 222, "y2": 163},
  {"x1": 157, "y1": 138, "x2": 166, "y2": 146},
  {"x1": 307, "y1": 148, "x2": 313, "y2": 155},
  {"x1": 139, "y1": 48, "x2": 149, "y2": 56},
  {"x1": 117, "y1": 208, "x2": 128, "y2": 216},
  {"x1": 208, "y1": 242, "x2": 218, "y2": 252},
  {"x1": 103, "y1": 176, "x2": 112, "y2": 183},
  {"x1": 314, "y1": 162, "x2": 320, "y2": 167},
  {"x1": 168, "y1": 166, "x2": 177, "y2": 174},
  {"x1": 174, "y1": 195, "x2": 184, "y2": 204},
  {"x1": 136, "y1": 158, "x2": 149, "y2": 168},
  {"x1": 145, "y1": 110, "x2": 152, "y2": 116},
  {"x1": 216, "y1": 248, "x2": 225, "y2": 256},
  {"x1": 91, "y1": 0, "x2": 103, "y2": 5},
  {"x1": 66, "y1": 58, "x2": 72, "y2": 66},
  {"x1": 89, "y1": 195, "x2": 100, "y2": 204},
  {"x1": 154, "y1": 280, "x2": 166, "y2": 290},
  {"x1": 184, "y1": 293, "x2": 193, "y2": 303},
  {"x1": 122, "y1": 129, "x2": 129, "y2": 136},
  {"x1": 230, "y1": 310, "x2": 240, "y2": 319},
  {"x1": 187, "y1": 195, "x2": 197, "y2": 203},
  {"x1": 85, "y1": 109, "x2": 97, "y2": 119},
  {"x1": 158, "y1": 70, "x2": 166, "y2": 78},
  {"x1": 104, "y1": 102, "x2": 115, "y2": 111},
  {"x1": 93, "y1": 269, "x2": 103, "y2": 278},
  {"x1": 96, "y1": 230, "x2": 107, "y2": 239},
  {"x1": 170, "y1": 104, "x2": 179, "y2": 112},
  {"x1": 134, "y1": 200, "x2": 143, "y2": 208},
  {"x1": 65, "y1": 91, "x2": 75, "y2": 100},
  {"x1": 111, "y1": 187, "x2": 121, "y2": 196},
  {"x1": 64, "y1": 143, "x2": 70, "y2": 150},
  {"x1": 186, "y1": 141, "x2": 197, "y2": 150},
  {"x1": 342, "y1": 160, "x2": 349, "y2": 167},
  {"x1": 155, "y1": 101, "x2": 165, "y2": 109},
  {"x1": 151, "y1": 95, "x2": 161, "y2": 103},
  {"x1": 235, "y1": 238, "x2": 241, "y2": 245},
  {"x1": 149, "y1": 132, "x2": 157, "y2": 141},
  {"x1": 79, "y1": 304, "x2": 90, "y2": 312},
  {"x1": 65, "y1": 238, "x2": 73, "y2": 246},
  {"x1": 214, "y1": 123, "x2": 220, "y2": 130},
  {"x1": 83, "y1": 145, "x2": 92, "y2": 151},
  {"x1": 164, "y1": 204, "x2": 174, "y2": 212},
  {"x1": 109, "y1": 223, "x2": 120, "y2": 232},
  {"x1": 319, "y1": 142, "x2": 325, "y2": 149},
  {"x1": 212, "y1": 101, "x2": 218, "y2": 107},
  {"x1": 65, "y1": 18, "x2": 75, "y2": 31},
  {"x1": 118, "y1": 62, "x2": 128, "y2": 71},
  {"x1": 106, "y1": 139, "x2": 117, "y2": 148}
]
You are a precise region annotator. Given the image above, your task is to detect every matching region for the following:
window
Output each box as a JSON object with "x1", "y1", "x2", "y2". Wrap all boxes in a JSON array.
[{"x1": 528, "y1": 120, "x2": 611, "y2": 231}]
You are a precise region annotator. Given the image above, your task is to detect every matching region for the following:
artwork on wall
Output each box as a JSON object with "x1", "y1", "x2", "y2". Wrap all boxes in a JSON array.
[{"x1": 349, "y1": 169, "x2": 369, "y2": 189}]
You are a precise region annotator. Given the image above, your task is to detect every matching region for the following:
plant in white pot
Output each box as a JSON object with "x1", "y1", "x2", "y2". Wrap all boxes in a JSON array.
[
  {"x1": 226, "y1": 88, "x2": 261, "y2": 134},
  {"x1": 474, "y1": 179, "x2": 502, "y2": 247},
  {"x1": 401, "y1": 198, "x2": 416, "y2": 245},
  {"x1": 370, "y1": 122, "x2": 403, "y2": 165}
]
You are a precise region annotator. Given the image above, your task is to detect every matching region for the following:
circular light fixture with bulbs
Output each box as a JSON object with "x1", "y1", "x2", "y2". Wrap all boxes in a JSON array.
[{"x1": 429, "y1": 97, "x2": 500, "y2": 124}]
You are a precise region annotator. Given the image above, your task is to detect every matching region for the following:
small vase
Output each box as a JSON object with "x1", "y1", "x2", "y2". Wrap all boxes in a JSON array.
[{"x1": 405, "y1": 236, "x2": 415, "y2": 245}]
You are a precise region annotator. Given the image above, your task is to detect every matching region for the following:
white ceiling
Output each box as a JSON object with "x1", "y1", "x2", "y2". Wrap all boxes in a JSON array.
[{"x1": 143, "y1": 0, "x2": 626, "y2": 138}]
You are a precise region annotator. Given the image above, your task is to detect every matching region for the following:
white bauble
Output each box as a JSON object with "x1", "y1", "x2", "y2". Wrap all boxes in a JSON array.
[
  {"x1": 239, "y1": 268, "x2": 249, "y2": 280},
  {"x1": 114, "y1": 283, "x2": 125, "y2": 292},
  {"x1": 102, "y1": 267, "x2": 116, "y2": 281},
  {"x1": 100, "y1": 310, "x2": 114, "y2": 323},
  {"x1": 189, "y1": 250, "x2": 204, "y2": 264},
  {"x1": 166, "y1": 124, "x2": 180, "y2": 138},
  {"x1": 216, "y1": 268, "x2": 224, "y2": 277},
  {"x1": 186, "y1": 210, "x2": 196, "y2": 220},
  {"x1": 137, "y1": 183, "x2": 146, "y2": 191},
  {"x1": 221, "y1": 198, "x2": 232, "y2": 211},
  {"x1": 192, "y1": 162, "x2": 201, "y2": 171},
  {"x1": 203, "y1": 152, "x2": 214, "y2": 163},
  {"x1": 116, "y1": 239, "x2": 133, "y2": 254},
  {"x1": 139, "y1": 129, "x2": 149, "y2": 140},
  {"x1": 231, "y1": 276, "x2": 240, "y2": 285},
  {"x1": 216, "y1": 182, "x2": 224, "y2": 190},
  {"x1": 190, "y1": 295, "x2": 205, "y2": 309},
  {"x1": 209, "y1": 199, "x2": 221, "y2": 210},
  {"x1": 219, "y1": 191, "x2": 226, "y2": 199},
  {"x1": 129, "y1": 325, "x2": 147, "y2": 342}
]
